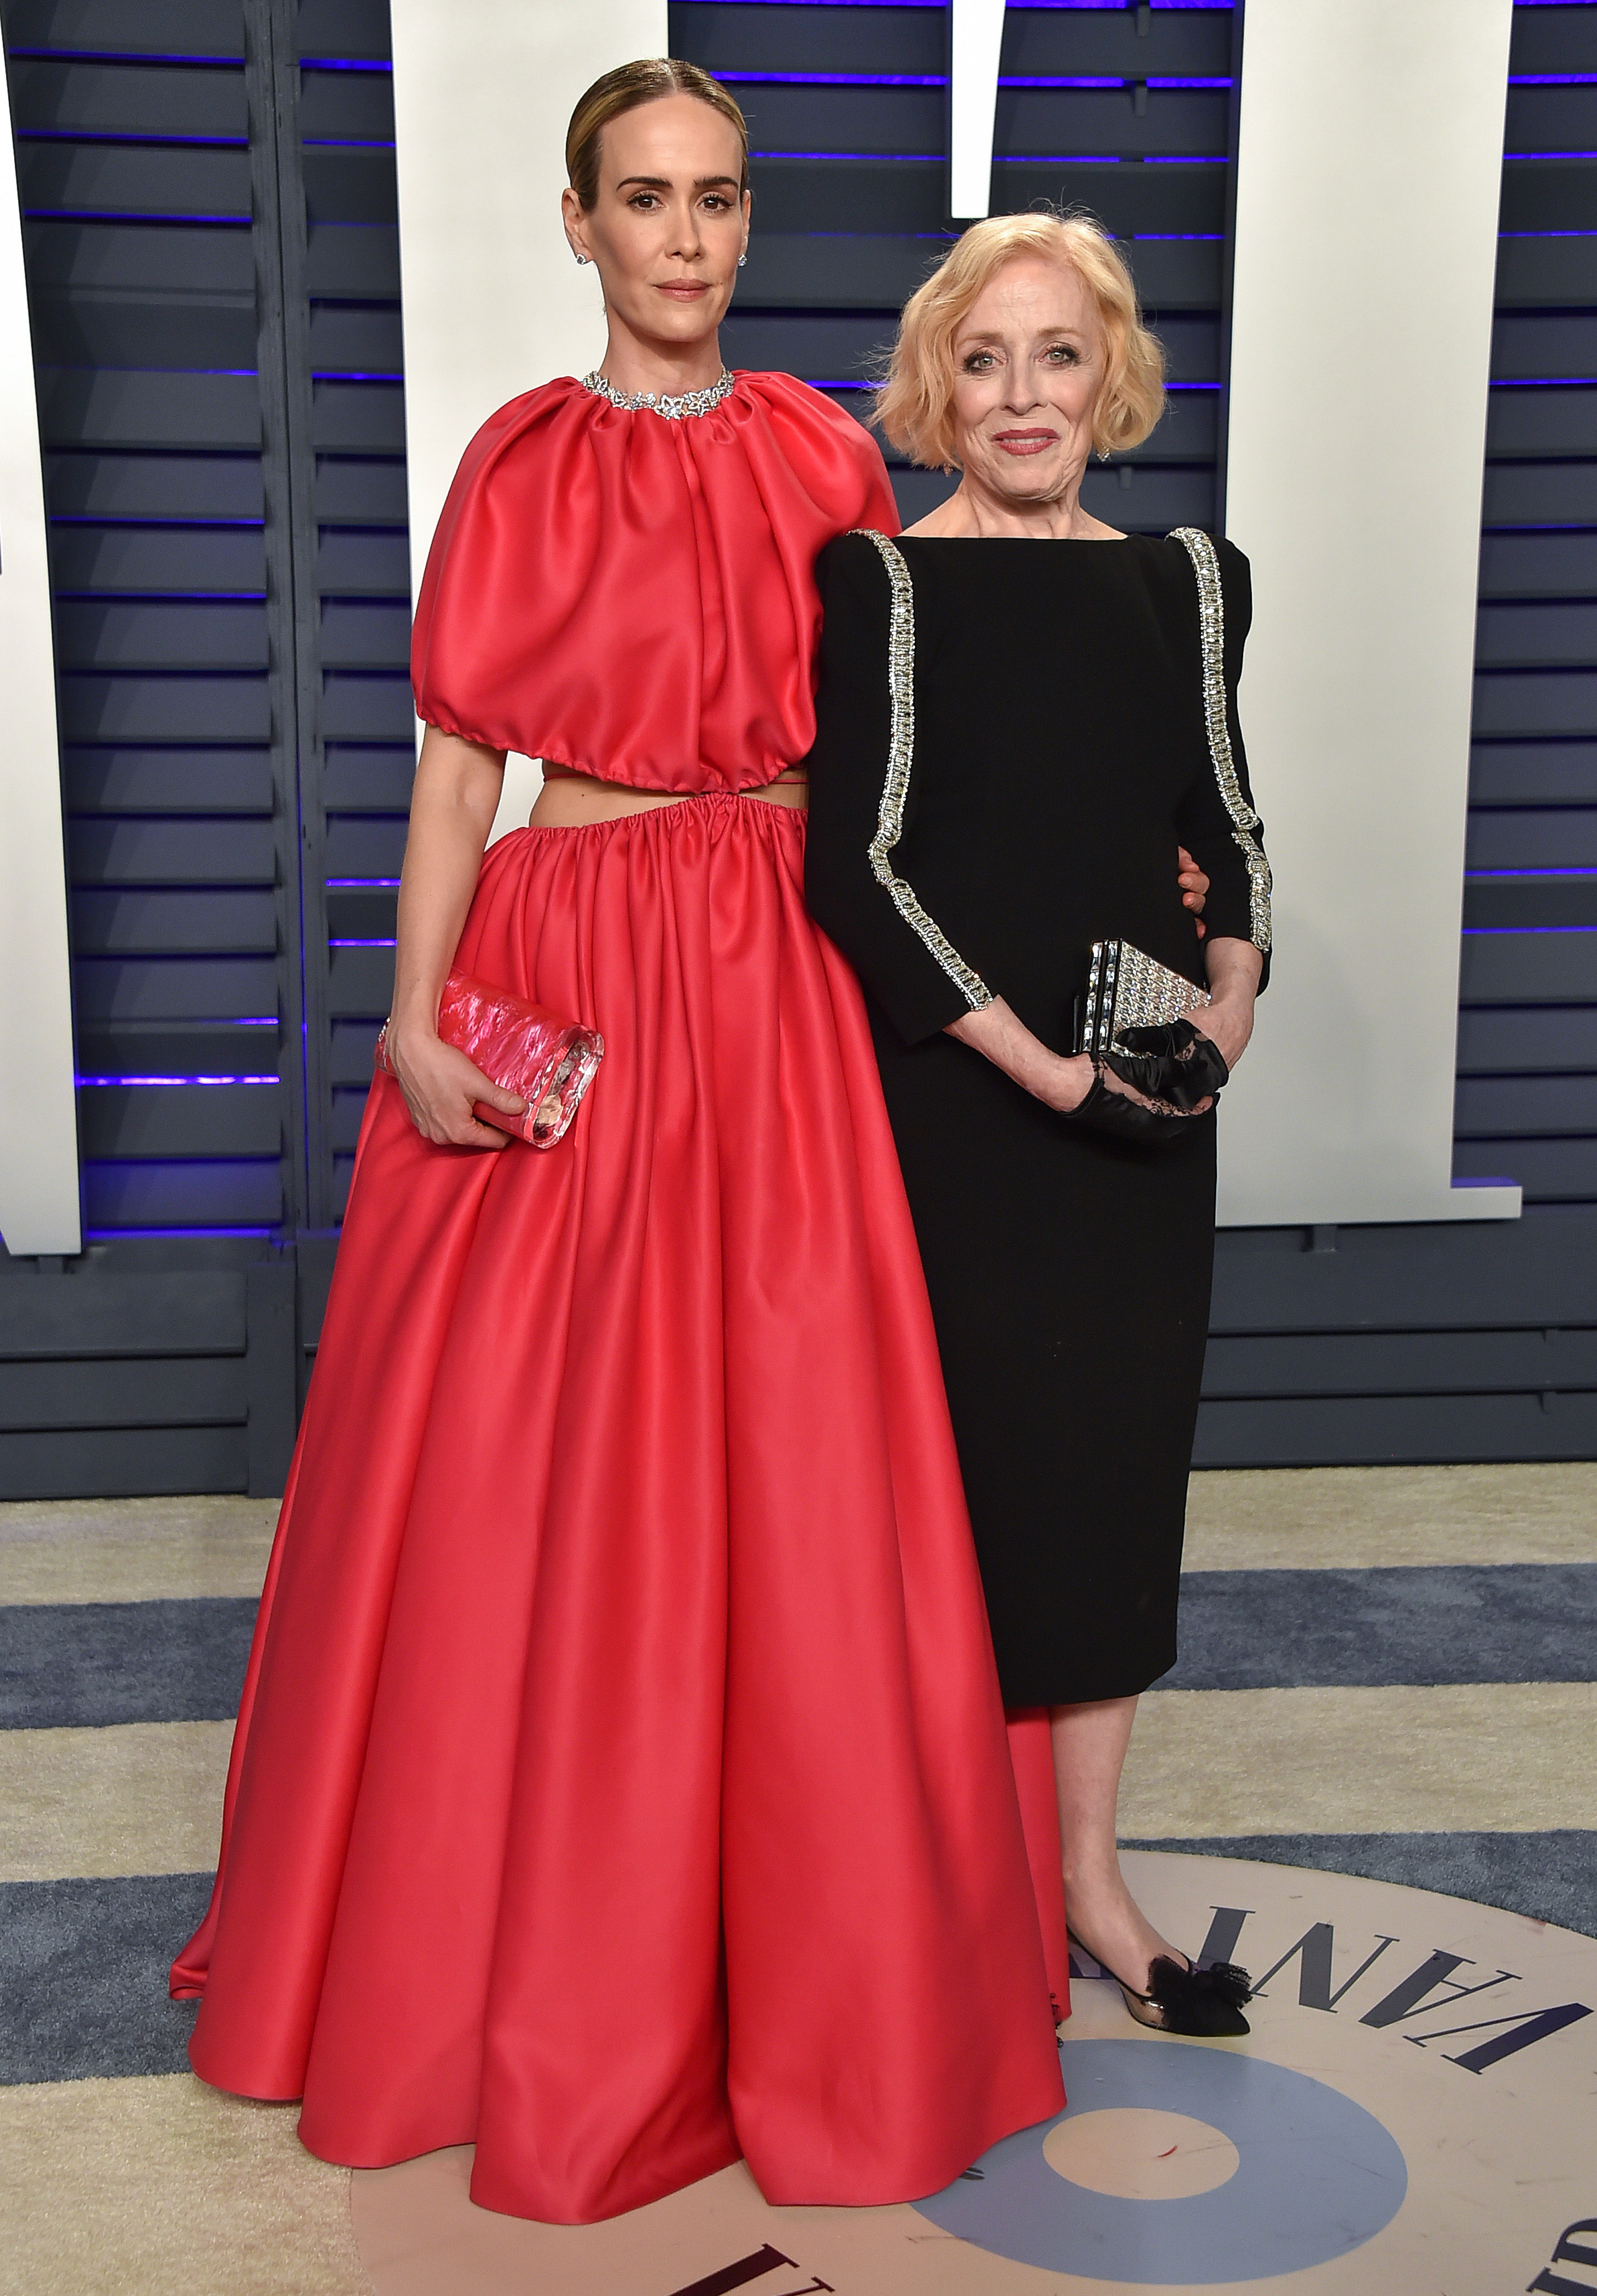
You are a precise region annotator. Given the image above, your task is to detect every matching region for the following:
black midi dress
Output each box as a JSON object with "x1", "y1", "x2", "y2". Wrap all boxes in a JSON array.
[{"x1": 804, "y1": 527, "x2": 1271, "y2": 1707}]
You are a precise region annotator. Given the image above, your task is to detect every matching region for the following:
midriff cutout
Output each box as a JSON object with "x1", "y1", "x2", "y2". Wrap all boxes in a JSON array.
[{"x1": 528, "y1": 765, "x2": 807, "y2": 828}]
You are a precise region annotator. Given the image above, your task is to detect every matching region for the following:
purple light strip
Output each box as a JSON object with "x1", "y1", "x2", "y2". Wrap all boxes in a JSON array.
[
  {"x1": 55, "y1": 590, "x2": 268, "y2": 602},
  {"x1": 1134, "y1": 232, "x2": 1224, "y2": 241},
  {"x1": 77, "y1": 1074, "x2": 279, "y2": 1087},
  {"x1": 750, "y1": 150, "x2": 946, "y2": 161},
  {"x1": 312, "y1": 371, "x2": 403, "y2": 382},
  {"x1": 1492, "y1": 377, "x2": 1597, "y2": 387},
  {"x1": 84, "y1": 1226, "x2": 279, "y2": 1240},
  {"x1": 4, "y1": 45, "x2": 243, "y2": 63},
  {"x1": 1466, "y1": 868, "x2": 1597, "y2": 880},
  {"x1": 14, "y1": 129, "x2": 248, "y2": 148},
  {"x1": 1505, "y1": 150, "x2": 1597, "y2": 159},
  {"x1": 718, "y1": 71, "x2": 946, "y2": 86},
  {"x1": 1500, "y1": 229, "x2": 1597, "y2": 238},
  {"x1": 24, "y1": 209, "x2": 251, "y2": 225},
  {"x1": 1510, "y1": 73, "x2": 1597, "y2": 84},
  {"x1": 300, "y1": 57, "x2": 392, "y2": 71},
  {"x1": 329, "y1": 937, "x2": 396, "y2": 947},
  {"x1": 1461, "y1": 924, "x2": 1597, "y2": 934},
  {"x1": 326, "y1": 877, "x2": 400, "y2": 887},
  {"x1": 995, "y1": 154, "x2": 1121, "y2": 165}
]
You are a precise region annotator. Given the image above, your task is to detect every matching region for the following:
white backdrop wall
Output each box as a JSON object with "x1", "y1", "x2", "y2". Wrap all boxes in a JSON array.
[
  {"x1": 0, "y1": 67, "x2": 79, "y2": 1255},
  {"x1": 1218, "y1": 0, "x2": 1520, "y2": 1225},
  {"x1": 388, "y1": 0, "x2": 1523, "y2": 1229},
  {"x1": 389, "y1": 0, "x2": 669, "y2": 844}
]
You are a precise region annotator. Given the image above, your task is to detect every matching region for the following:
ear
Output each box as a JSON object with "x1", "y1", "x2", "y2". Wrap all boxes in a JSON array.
[{"x1": 560, "y1": 185, "x2": 590, "y2": 265}]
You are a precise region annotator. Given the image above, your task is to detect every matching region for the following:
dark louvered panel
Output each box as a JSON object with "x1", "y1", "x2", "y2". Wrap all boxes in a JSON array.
[
  {"x1": 674, "y1": 1, "x2": 1233, "y2": 534},
  {"x1": 1463, "y1": 8, "x2": 1597, "y2": 1208},
  {"x1": 4, "y1": 0, "x2": 300, "y2": 1247},
  {"x1": 288, "y1": 0, "x2": 410, "y2": 1216}
]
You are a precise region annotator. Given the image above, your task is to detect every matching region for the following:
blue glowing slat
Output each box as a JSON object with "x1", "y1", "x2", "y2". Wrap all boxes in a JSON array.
[
  {"x1": 717, "y1": 71, "x2": 947, "y2": 86},
  {"x1": 1491, "y1": 376, "x2": 1597, "y2": 387},
  {"x1": 750, "y1": 151, "x2": 948, "y2": 161},
  {"x1": 1499, "y1": 230, "x2": 1597, "y2": 239},
  {"x1": 1146, "y1": 78, "x2": 1234, "y2": 89},
  {"x1": 24, "y1": 210, "x2": 251, "y2": 225},
  {"x1": 325, "y1": 877, "x2": 401, "y2": 888},
  {"x1": 1509, "y1": 74, "x2": 1597, "y2": 85},
  {"x1": 1505, "y1": 150, "x2": 1597, "y2": 159},
  {"x1": 84, "y1": 1225, "x2": 278, "y2": 1240},
  {"x1": 300, "y1": 138, "x2": 395, "y2": 150},
  {"x1": 300, "y1": 58, "x2": 393, "y2": 72},
  {"x1": 997, "y1": 77, "x2": 1126, "y2": 89},
  {"x1": 1465, "y1": 869, "x2": 1597, "y2": 881},
  {"x1": 1461, "y1": 926, "x2": 1597, "y2": 935},
  {"x1": 329, "y1": 938, "x2": 396, "y2": 947},
  {"x1": 14, "y1": 129, "x2": 248, "y2": 148},
  {"x1": 3, "y1": 46, "x2": 244, "y2": 63},
  {"x1": 77, "y1": 1075, "x2": 280, "y2": 1087},
  {"x1": 994, "y1": 154, "x2": 1122, "y2": 165},
  {"x1": 1133, "y1": 232, "x2": 1224, "y2": 241}
]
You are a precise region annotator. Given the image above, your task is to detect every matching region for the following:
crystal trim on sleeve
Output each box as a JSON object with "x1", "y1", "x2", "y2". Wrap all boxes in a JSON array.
[
  {"x1": 1167, "y1": 525, "x2": 1273, "y2": 953},
  {"x1": 853, "y1": 529, "x2": 993, "y2": 1014}
]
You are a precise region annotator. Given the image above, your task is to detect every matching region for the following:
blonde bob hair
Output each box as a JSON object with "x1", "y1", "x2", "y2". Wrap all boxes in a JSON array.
[{"x1": 874, "y1": 213, "x2": 1165, "y2": 471}]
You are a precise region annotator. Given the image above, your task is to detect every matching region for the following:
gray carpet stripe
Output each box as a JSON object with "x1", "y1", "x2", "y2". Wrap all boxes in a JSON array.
[
  {"x1": 0, "y1": 1872, "x2": 208, "y2": 2084},
  {"x1": 1122, "y1": 1831, "x2": 1597, "y2": 1940},
  {"x1": 2, "y1": 1563, "x2": 1593, "y2": 1730},
  {"x1": 1164, "y1": 1564, "x2": 1597, "y2": 1691},
  {"x1": 0, "y1": 1598, "x2": 255, "y2": 1729}
]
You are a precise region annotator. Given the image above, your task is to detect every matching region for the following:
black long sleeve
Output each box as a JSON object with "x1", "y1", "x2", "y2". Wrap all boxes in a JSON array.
[{"x1": 804, "y1": 533, "x2": 986, "y2": 1044}]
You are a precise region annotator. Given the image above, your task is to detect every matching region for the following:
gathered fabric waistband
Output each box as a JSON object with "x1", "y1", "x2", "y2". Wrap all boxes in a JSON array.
[
  {"x1": 540, "y1": 764, "x2": 808, "y2": 791},
  {"x1": 529, "y1": 762, "x2": 808, "y2": 831}
]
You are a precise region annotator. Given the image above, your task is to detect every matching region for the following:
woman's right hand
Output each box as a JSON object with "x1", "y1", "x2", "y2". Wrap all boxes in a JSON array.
[{"x1": 383, "y1": 1020, "x2": 526, "y2": 1149}]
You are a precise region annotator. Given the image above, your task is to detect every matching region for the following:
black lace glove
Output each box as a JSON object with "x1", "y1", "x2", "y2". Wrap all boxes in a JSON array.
[
  {"x1": 1063, "y1": 1071, "x2": 1203, "y2": 1146},
  {"x1": 1102, "y1": 1017, "x2": 1229, "y2": 1112}
]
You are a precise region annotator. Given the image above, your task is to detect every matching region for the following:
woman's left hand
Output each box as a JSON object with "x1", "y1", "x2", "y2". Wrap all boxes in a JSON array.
[{"x1": 1190, "y1": 937, "x2": 1263, "y2": 1071}]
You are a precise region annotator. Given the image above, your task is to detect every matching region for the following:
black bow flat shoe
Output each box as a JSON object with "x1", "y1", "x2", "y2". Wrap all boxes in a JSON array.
[{"x1": 1117, "y1": 1953, "x2": 1254, "y2": 2037}]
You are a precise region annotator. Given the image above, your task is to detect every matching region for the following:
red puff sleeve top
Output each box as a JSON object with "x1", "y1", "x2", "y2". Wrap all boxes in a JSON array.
[{"x1": 410, "y1": 371, "x2": 900, "y2": 792}]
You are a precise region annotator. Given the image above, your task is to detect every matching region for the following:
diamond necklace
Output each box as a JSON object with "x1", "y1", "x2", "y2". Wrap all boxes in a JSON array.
[{"x1": 581, "y1": 368, "x2": 735, "y2": 421}]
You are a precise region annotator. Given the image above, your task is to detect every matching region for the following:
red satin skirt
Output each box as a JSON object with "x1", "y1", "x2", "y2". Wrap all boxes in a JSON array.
[{"x1": 172, "y1": 793, "x2": 1067, "y2": 2224}]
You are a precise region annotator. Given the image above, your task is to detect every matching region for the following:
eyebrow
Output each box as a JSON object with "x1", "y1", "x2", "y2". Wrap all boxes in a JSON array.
[{"x1": 614, "y1": 174, "x2": 741, "y2": 192}]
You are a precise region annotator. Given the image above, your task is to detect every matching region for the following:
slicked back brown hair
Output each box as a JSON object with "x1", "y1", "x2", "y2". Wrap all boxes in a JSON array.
[{"x1": 565, "y1": 58, "x2": 749, "y2": 213}]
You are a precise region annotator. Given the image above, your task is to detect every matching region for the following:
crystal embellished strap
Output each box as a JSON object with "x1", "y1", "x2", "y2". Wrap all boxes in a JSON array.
[
  {"x1": 852, "y1": 530, "x2": 993, "y2": 1014},
  {"x1": 1167, "y1": 526, "x2": 1272, "y2": 953},
  {"x1": 580, "y1": 368, "x2": 734, "y2": 421}
]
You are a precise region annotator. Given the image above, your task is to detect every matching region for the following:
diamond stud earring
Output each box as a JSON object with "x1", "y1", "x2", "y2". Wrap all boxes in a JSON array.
[
  {"x1": 575, "y1": 253, "x2": 590, "y2": 266},
  {"x1": 738, "y1": 252, "x2": 747, "y2": 267}
]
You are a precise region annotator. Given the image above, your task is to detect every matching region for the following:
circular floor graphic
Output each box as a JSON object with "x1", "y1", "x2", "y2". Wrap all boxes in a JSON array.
[{"x1": 350, "y1": 1852, "x2": 1597, "y2": 2296}]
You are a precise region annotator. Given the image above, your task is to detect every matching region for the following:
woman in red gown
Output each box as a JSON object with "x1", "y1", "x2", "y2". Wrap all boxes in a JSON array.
[{"x1": 171, "y1": 61, "x2": 1066, "y2": 2225}]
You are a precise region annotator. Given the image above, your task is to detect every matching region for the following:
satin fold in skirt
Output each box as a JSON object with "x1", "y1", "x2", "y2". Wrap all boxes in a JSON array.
[{"x1": 172, "y1": 794, "x2": 1067, "y2": 2224}]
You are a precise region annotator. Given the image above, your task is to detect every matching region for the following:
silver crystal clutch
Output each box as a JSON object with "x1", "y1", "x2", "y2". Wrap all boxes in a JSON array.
[{"x1": 1075, "y1": 939, "x2": 1210, "y2": 1066}]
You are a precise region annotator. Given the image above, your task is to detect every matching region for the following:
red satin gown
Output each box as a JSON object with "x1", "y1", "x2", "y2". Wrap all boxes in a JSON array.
[{"x1": 172, "y1": 371, "x2": 1068, "y2": 2224}]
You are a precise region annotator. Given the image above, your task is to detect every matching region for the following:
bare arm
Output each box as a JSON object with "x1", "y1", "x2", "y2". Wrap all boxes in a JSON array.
[
  {"x1": 383, "y1": 725, "x2": 527, "y2": 1148},
  {"x1": 946, "y1": 934, "x2": 1262, "y2": 1114}
]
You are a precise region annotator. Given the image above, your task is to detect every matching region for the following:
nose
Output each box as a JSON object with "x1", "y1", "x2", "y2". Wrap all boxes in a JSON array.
[{"x1": 666, "y1": 198, "x2": 705, "y2": 262}]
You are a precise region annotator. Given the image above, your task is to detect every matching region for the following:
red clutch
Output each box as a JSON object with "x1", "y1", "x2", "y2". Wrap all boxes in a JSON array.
[{"x1": 377, "y1": 972, "x2": 603, "y2": 1148}]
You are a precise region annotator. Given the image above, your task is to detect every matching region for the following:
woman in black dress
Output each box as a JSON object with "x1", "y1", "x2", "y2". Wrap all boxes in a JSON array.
[{"x1": 805, "y1": 213, "x2": 1268, "y2": 2035}]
